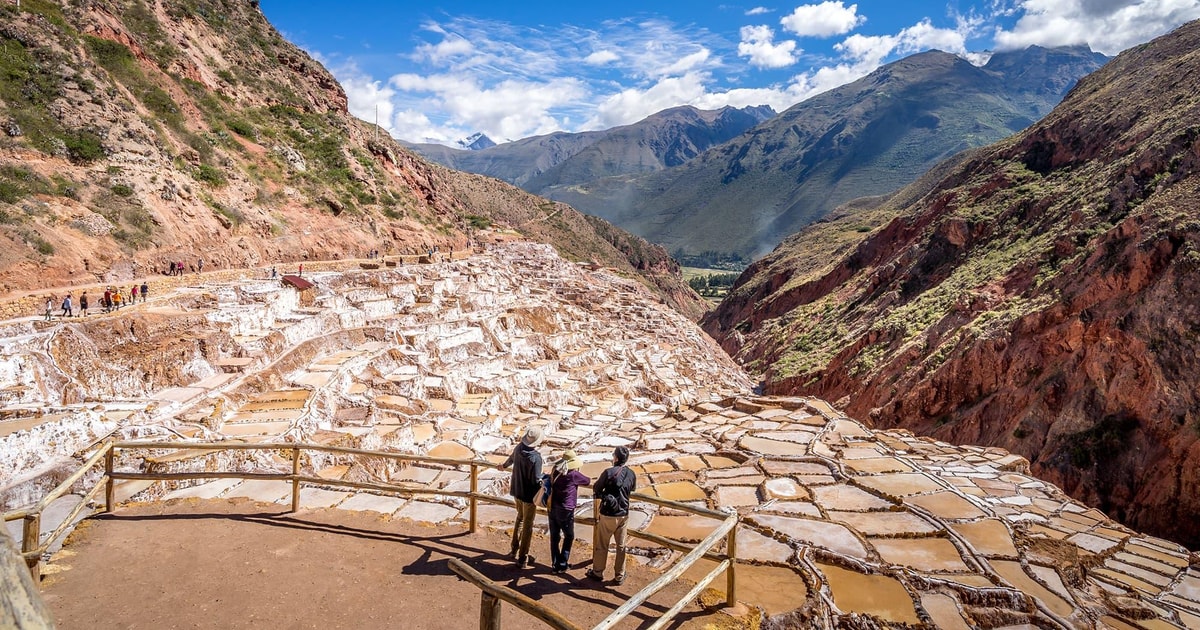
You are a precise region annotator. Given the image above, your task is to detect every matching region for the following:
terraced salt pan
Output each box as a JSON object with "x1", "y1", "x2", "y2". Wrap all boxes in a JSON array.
[
  {"x1": 992, "y1": 560, "x2": 1075, "y2": 617},
  {"x1": 871, "y1": 537, "x2": 970, "y2": 572},
  {"x1": 810, "y1": 484, "x2": 894, "y2": 511},
  {"x1": 817, "y1": 562, "x2": 920, "y2": 624},
  {"x1": 826, "y1": 510, "x2": 939, "y2": 536},
  {"x1": 751, "y1": 514, "x2": 867, "y2": 559},
  {"x1": 921, "y1": 593, "x2": 971, "y2": 630},
  {"x1": 950, "y1": 519, "x2": 1019, "y2": 557}
]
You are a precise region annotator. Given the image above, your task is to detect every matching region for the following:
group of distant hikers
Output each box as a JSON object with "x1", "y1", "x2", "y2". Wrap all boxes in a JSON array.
[
  {"x1": 166, "y1": 258, "x2": 203, "y2": 276},
  {"x1": 42, "y1": 282, "x2": 149, "y2": 320},
  {"x1": 500, "y1": 428, "x2": 637, "y2": 583}
]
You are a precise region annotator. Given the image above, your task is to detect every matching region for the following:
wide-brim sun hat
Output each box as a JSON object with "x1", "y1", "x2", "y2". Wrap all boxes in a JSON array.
[
  {"x1": 521, "y1": 426, "x2": 544, "y2": 446},
  {"x1": 562, "y1": 449, "x2": 582, "y2": 470}
]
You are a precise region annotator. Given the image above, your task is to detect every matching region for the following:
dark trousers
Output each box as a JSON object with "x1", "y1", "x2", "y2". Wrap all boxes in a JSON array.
[{"x1": 549, "y1": 508, "x2": 576, "y2": 570}]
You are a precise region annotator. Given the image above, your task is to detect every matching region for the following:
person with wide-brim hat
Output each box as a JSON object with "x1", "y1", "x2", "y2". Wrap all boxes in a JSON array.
[
  {"x1": 548, "y1": 449, "x2": 590, "y2": 573},
  {"x1": 500, "y1": 426, "x2": 544, "y2": 568}
]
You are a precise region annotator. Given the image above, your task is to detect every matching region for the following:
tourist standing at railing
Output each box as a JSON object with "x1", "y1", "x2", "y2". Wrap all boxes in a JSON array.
[
  {"x1": 500, "y1": 426, "x2": 543, "y2": 569},
  {"x1": 589, "y1": 445, "x2": 636, "y2": 585},
  {"x1": 548, "y1": 450, "x2": 589, "y2": 573}
]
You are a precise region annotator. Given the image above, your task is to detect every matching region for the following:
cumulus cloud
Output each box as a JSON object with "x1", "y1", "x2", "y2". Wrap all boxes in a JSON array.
[
  {"x1": 781, "y1": 1, "x2": 866, "y2": 37},
  {"x1": 738, "y1": 25, "x2": 800, "y2": 68},
  {"x1": 746, "y1": 6, "x2": 773, "y2": 15},
  {"x1": 994, "y1": 0, "x2": 1200, "y2": 54},
  {"x1": 837, "y1": 18, "x2": 970, "y2": 66},
  {"x1": 584, "y1": 50, "x2": 620, "y2": 65},
  {"x1": 334, "y1": 64, "x2": 396, "y2": 131},
  {"x1": 388, "y1": 73, "x2": 586, "y2": 142}
]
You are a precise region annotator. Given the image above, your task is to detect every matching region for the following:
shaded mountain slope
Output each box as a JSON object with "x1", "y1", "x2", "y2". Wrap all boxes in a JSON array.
[
  {"x1": 0, "y1": 0, "x2": 703, "y2": 317},
  {"x1": 554, "y1": 46, "x2": 1106, "y2": 261},
  {"x1": 408, "y1": 105, "x2": 774, "y2": 192},
  {"x1": 703, "y1": 21, "x2": 1200, "y2": 545}
]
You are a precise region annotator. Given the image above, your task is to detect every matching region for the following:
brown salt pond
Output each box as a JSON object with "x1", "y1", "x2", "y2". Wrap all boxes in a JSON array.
[
  {"x1": 426, "y1": 441, "x2": 475, "y2": 460},
  {"x1": 750, "y1": 514, "x2": 867, "y2": 559},
  {"x1": 739, "y1": 435, "x2": 811, "y2": 456},
  {"x1": 991, "y1": 560, "x2": 1076, "y2": 617},
  {"x1": 906, "y1": 491, "x2": 987, "y2": 520},
  {"x1": 810, "y1": 484, "x2": 894, "y2": 511},
  {"x1": 950, "y1": 519, "x2": 1019, "y2": 557},
  {"x1": 650, "y1": 481, "x2": 708, "y2": 501},
  {"x1": 682, "y1": 560, "x2": 809, "y2": 616},
  {"x1": 855, "y1": 473, "x2": 944, "y2": 498},
  {"x1": 921, "y1": 593, "x2": 971, "y2": 630},
  {"x1": 826, "y1": 510, "x2": 939, "y2": 536},
  {"x1": 816, "y1": 562, "x2": 920, "y2": 624},
  {"x1": 644, "y1": 514, "x2": 721, "y2": 542},
  {"x1": 871, "y1": 537, "x2": 971, "y2": 572}
]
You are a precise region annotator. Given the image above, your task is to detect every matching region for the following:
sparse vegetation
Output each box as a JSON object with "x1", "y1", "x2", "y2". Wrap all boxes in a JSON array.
[{"x1": 194, "y1": 164, "x2": 227, "y2": 187}]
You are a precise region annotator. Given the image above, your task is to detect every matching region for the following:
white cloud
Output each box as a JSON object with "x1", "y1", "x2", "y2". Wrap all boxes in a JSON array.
[
  {"x1": 335, "y1": 64, "x2": 396, "y2": 131},
  {"x1": 836, "y1": 18, "x2": 969, "y2": 66},
  {"x1": 781, "y1": 1, "x2": 866, "y2": 37},
  {"x1": 657, "y1": 49, "x2": 714, "y2": 76},
  {"x1": 738, "y1": 25, "x2": 800, "y2": 68},
  {"x1": 414, "y1": 36, "x2": 474, "y2": 64},
  {"x1": 584, "y1": 50, "x2": 619, "y2": 65},
  {"x1": 388, "y1": 73, "x2": 587, "y2": 142},
  {"x1": 584, "y1": 73, "x2": 712, "y2": 129},
  {"x1": 746, "y1": 6, "x2": 773, "y2": 15},
  {"x1": 994, "y1": 0, "x2": 1200, "y2": 54}
]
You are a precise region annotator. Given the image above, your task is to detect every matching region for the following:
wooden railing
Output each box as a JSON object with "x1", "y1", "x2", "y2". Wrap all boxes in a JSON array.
[
  {"x1": 2, "y1": 440, "x2": 115, "y2": 580},
  {"x1": 2, "y1": 440, "x2": 739, "y2": 628}
]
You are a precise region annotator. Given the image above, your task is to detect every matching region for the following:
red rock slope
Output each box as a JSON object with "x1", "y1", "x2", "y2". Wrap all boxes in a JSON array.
[{"x1": 704, "y1": 20, "x2": 1200, "y2": 546}]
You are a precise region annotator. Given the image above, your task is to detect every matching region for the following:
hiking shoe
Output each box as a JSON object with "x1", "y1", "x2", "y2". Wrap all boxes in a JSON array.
[
  {"x1": 614, "y1": 573, "x2": 626, "y2": 585},
  {"x1": 586, "y1": 570, "x2": 604, "y2": 581},
  {"x1": 515, "y1": 555, "x2": 535, "y2": 569}
]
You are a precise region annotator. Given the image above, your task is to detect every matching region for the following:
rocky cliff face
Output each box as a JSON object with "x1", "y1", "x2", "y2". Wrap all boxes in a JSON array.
[
  {"x1": 0, "y1": 0, "x2": 703, "y2": 317},
  {"x1": 704, "y1": 20, "x2": 1200, "y2": 546}
]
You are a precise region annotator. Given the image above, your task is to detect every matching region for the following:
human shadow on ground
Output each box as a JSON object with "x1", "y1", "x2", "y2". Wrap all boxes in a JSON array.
[{"x1": 102, "y1": 507, "x2": 694, "y2": 628}]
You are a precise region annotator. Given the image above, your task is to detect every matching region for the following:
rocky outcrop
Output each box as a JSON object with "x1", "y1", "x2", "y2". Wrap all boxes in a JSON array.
[{"x1": 704, "y1": 20, "x2": 1200, "y2": 546}]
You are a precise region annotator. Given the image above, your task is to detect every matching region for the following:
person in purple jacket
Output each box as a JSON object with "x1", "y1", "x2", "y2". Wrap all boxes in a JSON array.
[{"x1": 548, "y1": 449, "x2": 590, "y2": 573}]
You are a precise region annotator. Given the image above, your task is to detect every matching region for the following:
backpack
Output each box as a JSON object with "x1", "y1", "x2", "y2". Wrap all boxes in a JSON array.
[{"x1": 598, "y1": 466, "x2": 633, "y2": 516}]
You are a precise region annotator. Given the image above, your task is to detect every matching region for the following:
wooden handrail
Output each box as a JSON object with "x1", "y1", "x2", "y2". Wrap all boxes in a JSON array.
[
  {"x1": 448, "y1": 558, "x2": 583, "y2": 630},
  {"x1": 112, "y1": 440, "x2": 499, "y2": 469},
  {"x1": 4, "y1": 439, "x2": 740, "y2": 627},
  {"x1": 592, "y1": 514, "x2": 737, "y2": 630},
  {"x1": 3, "y1": 441, "x2": 113, "y2": 522}
]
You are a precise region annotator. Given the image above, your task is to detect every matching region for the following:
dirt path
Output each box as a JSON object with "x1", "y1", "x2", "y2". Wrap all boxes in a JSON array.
[{"x1": 40, "y1": 500, "x2": 743, "y2": 629}]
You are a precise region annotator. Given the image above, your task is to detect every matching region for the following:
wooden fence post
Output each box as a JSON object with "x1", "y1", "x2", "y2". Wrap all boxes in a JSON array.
[
  {"x1": 469, "y1": 464, "x2": 478, "y2": 534},
  {"x1": 21, "y1": 514, "x2": 40, "y2": 582},
  {"x1": 104, "y1": 444, "x2": 114, "y2": 513},
  {"x1": 726, "y1": 519, "x2": 737, "y2": 608},
  {"x1": 480, "y1": 592, "x2": 502, "y2": 630},
  {"x1": 290, "y1": 447, "x2": 301, "y2": 513}
]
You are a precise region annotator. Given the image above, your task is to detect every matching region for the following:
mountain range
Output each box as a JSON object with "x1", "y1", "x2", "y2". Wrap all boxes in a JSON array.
[
  {"x1": 408, "y1": 104, "x2": 775, "y2": 193},
  {"x1": 703, "y1": 20, "x2": 1200, "y2": 547},
  {"x1": 414, "y1": 46, "x2": 1106, "y2": 263}
]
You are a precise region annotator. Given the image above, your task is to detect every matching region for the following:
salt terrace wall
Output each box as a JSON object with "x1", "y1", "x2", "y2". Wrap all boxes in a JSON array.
[{"x1": 2, "y1": 243, "x2": 1199, "y2": 629}]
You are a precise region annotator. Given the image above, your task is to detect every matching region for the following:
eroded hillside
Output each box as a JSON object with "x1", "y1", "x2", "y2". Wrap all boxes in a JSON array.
[
  {"x1": 704, "y1": 20, "x2": 1200, "y2": 546},
  {"x1": 0, "y1": 0, "x2": 704, "y2": 317}
]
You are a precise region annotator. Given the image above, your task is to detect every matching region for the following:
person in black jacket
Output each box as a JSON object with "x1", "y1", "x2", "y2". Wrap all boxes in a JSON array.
[
  {"x1": 588, "y1": 445, "x2": 636, "y2": 585},
  {"x1": 500, "y1": 426, "x2": 544, "y2": 568}
]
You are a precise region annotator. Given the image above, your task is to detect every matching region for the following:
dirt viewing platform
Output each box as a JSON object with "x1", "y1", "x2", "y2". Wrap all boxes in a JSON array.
[{"x1": 42, "y1": 500, "x2": 739, "y2": 630}]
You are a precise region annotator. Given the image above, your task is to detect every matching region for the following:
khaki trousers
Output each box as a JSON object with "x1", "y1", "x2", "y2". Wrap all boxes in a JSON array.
[
  {"x1": 592, "y1": 513, "x2": 629, "y2": 577},
  {"x1": 510, "y1": 498, "x2": 536, "y2": 559}
]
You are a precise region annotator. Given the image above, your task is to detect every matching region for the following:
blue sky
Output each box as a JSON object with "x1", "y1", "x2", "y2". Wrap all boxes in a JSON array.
[{"x1": 260, "y1": 1, "x2": 1200, "y2": 146}]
